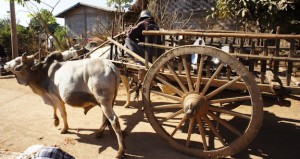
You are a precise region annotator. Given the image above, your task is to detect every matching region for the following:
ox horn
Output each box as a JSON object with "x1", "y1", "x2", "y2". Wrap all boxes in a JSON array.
[
  {"x1": 31, "y1": 61, "x2": 42, "y2": 70},
  {"x1": 33, "y1": 51, "x2": 40, "y2": 59},
  {"x1": 21, "y1": 52, "x2": 28, "y2": 62}
]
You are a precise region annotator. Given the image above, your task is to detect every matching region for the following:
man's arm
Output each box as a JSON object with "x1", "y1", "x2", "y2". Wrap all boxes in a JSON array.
[{"x1": 127, "y1": 21, "x2": 145, "y2": 41}]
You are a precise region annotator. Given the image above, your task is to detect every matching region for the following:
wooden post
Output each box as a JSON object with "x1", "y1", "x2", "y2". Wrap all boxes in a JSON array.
[
  {"x1": 287, "y1": 37, "x2": 295, "y2": 86},
  {"x1": 239, "y1": 38, "x2": 244, "y2": 54},
  {"x1": 273, "y1": 26, "x2": 280, "y2": 76},
  {"x1": 110, "y1": 19, "x2": 115, "y2": 60},
  {"x1": 249, "y1": 41, "x2": 255, "y2": 72},
  {"x1": 152, "y1": 35, "x2": 158, "y2": 62},
  {"x1": 210, "y1": 37, "x2": 213, "y2": 45},
  {"x1": 226, "y1": 43, "x2": 234, "y2": 80},
  {"x1": 260, "y1": 40, "x2": 268, "y2": 84},
  {"x1": 239, "y1": 38, "x2": 244, "y2": 65},
  {"x1": 9, "y1": 0, "x2": 18, "y2": 58},
  {"x1": 121, "y1": 15, "x2": 125, "y2": 57},
  {"x1": 145, "y1": 35, "x2": 149, "y2": 68}
]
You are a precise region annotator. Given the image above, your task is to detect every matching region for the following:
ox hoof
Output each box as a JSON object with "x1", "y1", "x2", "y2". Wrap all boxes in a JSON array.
[
  {"x1": 54, "y1": 119, "x2": 60, "y2": 127},
  {"x1": 60, "y1": 128, "x2": 68, "y2": 134},
  {"x1": 115, "y1": 151, "x2": 125, "y2": 158},
  {"x1": 123, "y1": 102, "x2": 130, "y2": 108}
]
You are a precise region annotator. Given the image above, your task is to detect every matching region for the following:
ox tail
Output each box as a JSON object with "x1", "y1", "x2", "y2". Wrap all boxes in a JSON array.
[{"x1": 107, "y1": 62, "x2": 120, "y2": 106}]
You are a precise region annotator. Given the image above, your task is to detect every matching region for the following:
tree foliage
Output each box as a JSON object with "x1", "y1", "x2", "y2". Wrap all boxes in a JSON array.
[
  {"x1": 24, "y1": 1, "x2": 64, "y2": 51},
  {"x1": 15, "y1": 0, "x2": 41, "y2": 6},
  {"x1": 54, "y1": 26, "x2": 67, "y2": 49},
  {"x1": 28, "y1": 9, "x2": 59, "y2": 33},
  {"x1": 210, "y1": 0, "x2": 300, "y2": 33},
  {"x1": 0, "y1": 19, "x2": 37, "y2": 57}
]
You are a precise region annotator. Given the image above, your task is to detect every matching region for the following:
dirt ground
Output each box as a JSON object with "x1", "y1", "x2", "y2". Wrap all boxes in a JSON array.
[{"x1": 0, "y1": 76, "x2": 300, "y2": 159}]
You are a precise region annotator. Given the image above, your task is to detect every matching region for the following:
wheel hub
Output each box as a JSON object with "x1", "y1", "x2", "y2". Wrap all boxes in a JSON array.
[{"x1": 183, "y1": 93, "x2": 208, "y2": 117}]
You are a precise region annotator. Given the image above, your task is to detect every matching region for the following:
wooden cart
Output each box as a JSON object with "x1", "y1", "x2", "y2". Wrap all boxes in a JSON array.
[{"x1": 92, "y1": 30, "x2": 300, "y2": 158}]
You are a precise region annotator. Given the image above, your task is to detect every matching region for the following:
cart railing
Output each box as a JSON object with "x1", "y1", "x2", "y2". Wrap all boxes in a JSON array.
[{"x1": 141, "y1": 30, "x2": 300, "y2": 95}]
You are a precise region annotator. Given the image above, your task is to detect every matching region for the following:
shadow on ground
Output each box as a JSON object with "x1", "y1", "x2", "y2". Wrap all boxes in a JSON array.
[{"x1": 67, "y1": 96, "x2": 299, "y2": 159}]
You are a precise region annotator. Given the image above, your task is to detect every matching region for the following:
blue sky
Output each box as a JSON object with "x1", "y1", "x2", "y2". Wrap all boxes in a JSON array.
[{"x1": 0, "y1": 0, "x2": 109, "y2": 27}]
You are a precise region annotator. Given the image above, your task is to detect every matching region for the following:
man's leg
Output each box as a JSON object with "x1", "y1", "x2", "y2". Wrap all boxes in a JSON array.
[{"x1": 125, "y1": 38, "x2": 145, "y2": 57}]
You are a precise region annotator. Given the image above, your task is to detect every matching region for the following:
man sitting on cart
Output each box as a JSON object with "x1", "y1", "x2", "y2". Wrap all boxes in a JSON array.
[{"x1": 125, "y1": 10, "x2": 162, "y2": 64}]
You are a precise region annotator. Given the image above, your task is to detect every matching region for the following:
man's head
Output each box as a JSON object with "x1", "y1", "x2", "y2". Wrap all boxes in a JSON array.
[{"x1": 137, "y1": 10, "x2": 152, "y2": 22}]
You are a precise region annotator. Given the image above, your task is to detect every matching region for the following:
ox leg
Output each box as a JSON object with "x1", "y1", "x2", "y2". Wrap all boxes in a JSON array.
[
  {"x1": 100, "y1": 101, "x2": 125, "y2": 158},
  {"x1": 53, "y1": 107, "x2": 60, "y2": 127},
  {"x1": 57, "y1": 103, "x2": 69, "y2": 134},
  {"x1": 120, "y1": 75, "x2": 131, "y2": 108},
  {"x1": 95, "y1": 110, "x2": 109, "y2": 138}
]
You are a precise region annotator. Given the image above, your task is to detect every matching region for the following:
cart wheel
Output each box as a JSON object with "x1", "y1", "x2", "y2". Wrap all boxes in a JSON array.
[{"x1": 142, "y1": 45, "x2": 263, "y2": 158}]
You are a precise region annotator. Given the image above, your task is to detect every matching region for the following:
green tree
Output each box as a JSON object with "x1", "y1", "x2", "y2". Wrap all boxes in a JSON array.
[
  {"x1": 28, "y1": 9, "x2": 59, "y2": 34},
  {"x1": 210, "y1": 0, "x2": 300, "y2": 34},
  {"x1": 0, "y1": 18, "x2": 37, "y2": 58},
  {"x1": 24, "y1": 1, "x2": 64, "y2": 51},
  {"x1": 54, "y1": 26, "x2": 67, "y2": 49},
  {"x1": 15, "y1": 0, "x2": 41, "y2": 6}
]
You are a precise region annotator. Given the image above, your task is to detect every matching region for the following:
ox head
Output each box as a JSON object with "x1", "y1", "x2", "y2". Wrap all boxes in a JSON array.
[
  {"x1": 30, "y1": 51, "x2": 64, "y2": 70},
  {"x1": 4, "y1": 52, "x2": 40, "y2": 85}
]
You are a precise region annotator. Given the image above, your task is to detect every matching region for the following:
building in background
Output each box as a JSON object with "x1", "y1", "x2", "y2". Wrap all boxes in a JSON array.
[
  {"x1": 124, "y1": 0, "x2": 237, "y2": 30},
  {"x1": 56, "y1": 2, "x2": 117, "y2": 45}
]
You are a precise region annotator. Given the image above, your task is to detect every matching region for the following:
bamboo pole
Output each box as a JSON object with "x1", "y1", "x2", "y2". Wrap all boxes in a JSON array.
[{"x1": 107, "y1": 37, "x2": 152, "y2": 67}]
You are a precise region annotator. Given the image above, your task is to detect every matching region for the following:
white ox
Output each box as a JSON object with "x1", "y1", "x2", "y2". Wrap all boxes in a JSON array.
[{"x1": 4, "y1": 52, "x2": 125, "y2": 158}]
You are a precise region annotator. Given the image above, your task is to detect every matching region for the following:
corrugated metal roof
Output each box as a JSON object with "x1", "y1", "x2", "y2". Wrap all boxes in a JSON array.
[{"x1": 55, "y1": 2, "x2": 117, "y2": 18}]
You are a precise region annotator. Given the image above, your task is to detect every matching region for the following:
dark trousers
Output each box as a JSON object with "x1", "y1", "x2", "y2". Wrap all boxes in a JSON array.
[
  {"x1": 125, "y1": 37, "x2": 145, "y2": 57},
  {"x1": 125, "y1": 37, "x2": 162, "y2": 64}
]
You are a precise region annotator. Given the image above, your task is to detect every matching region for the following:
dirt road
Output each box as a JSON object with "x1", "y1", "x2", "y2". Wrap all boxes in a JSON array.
[{"x1": 0, "y1": 76, "x2": 299, "y2": 159}]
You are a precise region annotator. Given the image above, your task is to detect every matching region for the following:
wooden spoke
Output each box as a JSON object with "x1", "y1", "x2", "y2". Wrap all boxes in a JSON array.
[
  {"x1": 208, "y1": 106, "x2": 251, "y2": 120},
  {"x1": 142, "y1": 45, "x2": 264, "y2": 158},
  {"x1": 152, "y1": 103, "x2": 182, "y2": 110},
  {"x1": 182, "y1": 56, "x2": 194, "y2": 92},
  {"x1": 171, "y1": 115, "x2": 188, "y2": 137},
  {"x1": 209, "y1": 96, "x2": 251, "y2": 104},
  {"x1": 159, "y1": 109, "x2": 184, "y2": 124},
  {"x1": 195, "y1": 56, "x2": 205, "y2": 92},
  {"x1": 166, "y1": 63, "x2": 188, "y2": 92},
  {"x1": 202, "y1": 114, "x2": 227, "y2": 147},
  {"x1": 151, "y1": 90, "x2": 182, "y2": 101},
  {"x1": 186, "y1": 117, "x2": 195, "y2": 147},
  {"x1": 196, "y1": 115, "x2": 208, "y2": 150},
  {"x1": 155, "y1": 75, "x2": 184, "y2": 97},
  {"x1": 206, "y1": 76, "x2": 242, "y2": 99},
  {"x1": 201, "y1": 63, "x2": 224, "y2": 95},
  {"x1": 207, "y1": 111, "x2": 242, "y2": 136}
]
